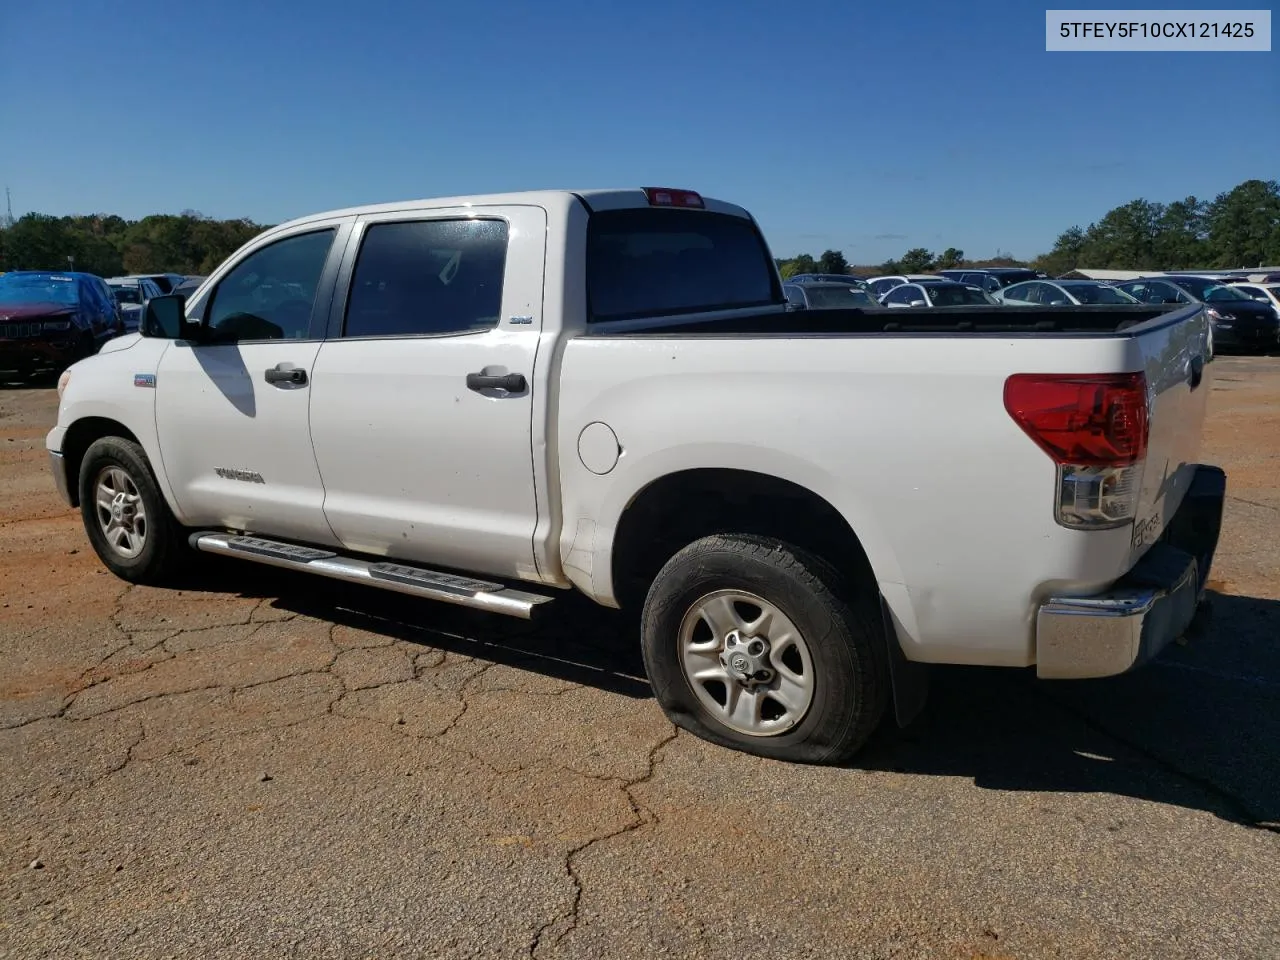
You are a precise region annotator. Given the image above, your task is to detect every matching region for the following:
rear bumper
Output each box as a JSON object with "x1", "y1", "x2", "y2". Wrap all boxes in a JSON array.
[{"x1": 1035, "y1": 464, "x2": 1225, "y2": 680}]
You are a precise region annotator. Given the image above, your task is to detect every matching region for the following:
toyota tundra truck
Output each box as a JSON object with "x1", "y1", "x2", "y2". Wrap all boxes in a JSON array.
[{"x1": 46, "y1": 187, "x2": 1225, "y2": 764}]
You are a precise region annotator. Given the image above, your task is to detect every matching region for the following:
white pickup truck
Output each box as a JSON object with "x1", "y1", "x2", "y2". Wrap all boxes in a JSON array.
[{"x1": 47, "y1": 187, "x2": 1226, "y2": 763}]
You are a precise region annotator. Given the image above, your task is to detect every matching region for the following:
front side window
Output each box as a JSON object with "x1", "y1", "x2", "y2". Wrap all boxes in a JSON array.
[
  {"x1": 586, "y1": 209, "x2": 778, "y2": 322},
  {"x1": 344, "y1": 219, "x2": 509, "y2": 338},
  {"x1": 205, "y1": 229, "x2": 336, "y2": 342}
]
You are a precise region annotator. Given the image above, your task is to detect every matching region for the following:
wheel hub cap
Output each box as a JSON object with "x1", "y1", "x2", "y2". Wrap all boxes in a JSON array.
[{"x1": 678, "y1": 590, "x2": 815, "y2": 738}]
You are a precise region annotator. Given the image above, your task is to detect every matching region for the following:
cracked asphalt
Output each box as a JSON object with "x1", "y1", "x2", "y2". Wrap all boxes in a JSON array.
[{"x1": 2, "y1": 357, "x2": 1279, "y2": 959}]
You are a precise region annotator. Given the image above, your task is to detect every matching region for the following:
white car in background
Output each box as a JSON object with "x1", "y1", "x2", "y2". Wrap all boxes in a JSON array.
[
  {"x1": 106, "y1": 277, "x2": 166, "y2": 333},
  {"x1": 878, "y1": 280, "x2": 998, "y2": 308},
  {"x1": 1228, "y1": 281, "x2": 1280, "y2": 319},
  {"x1": 866, "y1": 274, "x2": 946, "y2": 299},
  {"x1": 996, "y1": 279, "x2": 1140, "y2": 306}
]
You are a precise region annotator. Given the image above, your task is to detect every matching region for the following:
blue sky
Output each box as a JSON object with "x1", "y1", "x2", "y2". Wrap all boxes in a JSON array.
[{"x1": 4, "y1": 0, "x2": 1276, "y2": 263}]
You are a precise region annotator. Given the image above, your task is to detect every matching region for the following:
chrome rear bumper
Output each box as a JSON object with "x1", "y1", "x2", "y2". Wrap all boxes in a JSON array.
[{"x1": 1036, "y1": 464, "x2": 1225, "y2": 680}]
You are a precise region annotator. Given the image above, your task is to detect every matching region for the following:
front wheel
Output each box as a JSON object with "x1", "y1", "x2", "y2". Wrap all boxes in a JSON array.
[
  {"x1": 640, "y1": 534, "x2": 888, "y2": 764},
  {"x1": 79, "y1": 436, "x2": 190, "y2": 584}
]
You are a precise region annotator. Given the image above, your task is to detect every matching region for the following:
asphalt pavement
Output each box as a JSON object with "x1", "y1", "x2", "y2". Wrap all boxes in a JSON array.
[{"x1": 1, "y1": 358, "x2": 1277, "y2": 959}]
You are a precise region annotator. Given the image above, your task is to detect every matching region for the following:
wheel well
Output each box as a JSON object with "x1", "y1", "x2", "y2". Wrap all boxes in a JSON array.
[
  {"x1": 611, "y1": 469, "x2": 878, "y2": 611},
  {"x1": 60, "y1": 418, "x2": 140, "y2": 506}
]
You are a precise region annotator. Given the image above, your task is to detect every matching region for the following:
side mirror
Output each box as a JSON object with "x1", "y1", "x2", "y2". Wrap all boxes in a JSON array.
[
  {"x1": 140, "y1": 294, "x2": 199, "y2": 340},
  {"x1": 908, "y1": 299, "x2": 926, "y2": 308}
]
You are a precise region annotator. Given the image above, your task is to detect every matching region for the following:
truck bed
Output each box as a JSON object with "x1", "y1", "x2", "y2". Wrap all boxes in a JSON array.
[{"x1": 585, "y1": 303, "x2": 1194, "y2": 338}]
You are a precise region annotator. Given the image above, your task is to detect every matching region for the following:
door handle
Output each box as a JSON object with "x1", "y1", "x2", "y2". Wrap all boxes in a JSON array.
[
  {"x1": 466, "y1": 372, "x2": 526, "y2": 392},
  {"x1": 264, "y1": 365, "x2": 307, "y2": 386}
]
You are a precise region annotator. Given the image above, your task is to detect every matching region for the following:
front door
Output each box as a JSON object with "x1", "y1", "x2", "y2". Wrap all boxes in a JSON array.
[
  {"x1": 154, "y1": 223, "x2": 350, "y2": 545},
  {"x1": 307, "y1": 206, "x2": 546, "y2": 580}
]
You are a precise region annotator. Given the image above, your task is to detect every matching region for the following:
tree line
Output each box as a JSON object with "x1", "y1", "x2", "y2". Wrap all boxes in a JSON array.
[
  {"x1": 4, "y1": 178, "x2": 1278, "y2": 282},
  {"x1": 0, "y1": 211, "x2": 270, "y2": 277},
  {"x1": 776, "y1": 178, "x2": 1280, "y2": 279}
]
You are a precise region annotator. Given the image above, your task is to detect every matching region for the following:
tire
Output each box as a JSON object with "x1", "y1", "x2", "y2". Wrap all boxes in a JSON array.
[
  {"x1": 79, "y1": 436, "x2": 191, "y2": 584},
  {"x1": 640, "y1": 534, "x2": 888, "y2": 765}
]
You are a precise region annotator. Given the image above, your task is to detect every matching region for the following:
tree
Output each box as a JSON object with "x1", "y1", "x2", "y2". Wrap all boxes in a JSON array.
[
  {"x1": 1033, "y1": 225, "x2": 1086, "y2": 276},
  {"x1": 1153, "y1": 197, "x2": 1209, "y2": 269},
  {"x1": 779, "y1": 253, "x2": 817, "y2": 278},
  {"x1": 934, "y1": 247, "x2": 964, "y2": 270},
  {"x1": 817, "y1": 249, "x2": 849, "y2": 275},
  {"x1": 1205, "y1": 179, "x2": 1280, "y2": 268},
  {"x1": 898, "y1": 247, "x2": 935, "y2": 272}
]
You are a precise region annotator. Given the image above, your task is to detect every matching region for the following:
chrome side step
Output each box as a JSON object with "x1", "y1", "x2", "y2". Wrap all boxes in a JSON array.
[{"x1": 190, "y1": 532, "x2": 554, "y2": 620}]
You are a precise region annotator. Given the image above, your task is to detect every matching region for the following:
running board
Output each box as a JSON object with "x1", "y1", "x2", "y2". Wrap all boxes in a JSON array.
[{"x1": 190, "y1": 532, "x2": 554, "y2": 620}]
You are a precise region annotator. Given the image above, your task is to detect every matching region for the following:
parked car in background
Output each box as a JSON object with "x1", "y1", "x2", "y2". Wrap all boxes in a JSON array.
[
  {"x1": 786, "y1": 273, "x2": 870, "y2": 289},
  {"x1": 996, "y1": 280, "x2": 1140, "y2": 306},
  {"x1": 879, "y1": 281, "x2": 998, "y2": 308},
  {"x1": 866, "y1": 274, "x2": 945, "y2": 299},
  {"x1": 1114, "y1": 276, "x2": 1279, "y2": 353},
  {"x1": 783, "y1": 281, "x2": 878, "y2": 309},
  {"x1": 0, "y1": 271, "x2": 124, "y2": 380},
  {"x1": 1227, "y1": 282, "x2": 1280, "y2": 318},
  {"x1": 937, "y1": 268, "x2": 1043, "y2": 291},
  {"x1": 107, "y1": 276, "x2": 166, "y2": 332},
  {"x1": 116, "y1": 273, "x2": 186, "y2": 294},
  {"x1": 170, "y1": 275, "x2": 207, "y2": 299}
]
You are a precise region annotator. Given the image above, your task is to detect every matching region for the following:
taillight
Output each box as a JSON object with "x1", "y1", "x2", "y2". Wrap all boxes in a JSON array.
[
  {"x1": 1004, "y1": 373, "x2": 1150, "y2": 530},
  {"x1": 642, "y1": 187, "x2": 705, "y2": 209}
]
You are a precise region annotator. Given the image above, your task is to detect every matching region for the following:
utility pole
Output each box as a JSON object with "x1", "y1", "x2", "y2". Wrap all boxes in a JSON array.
[{"x1": 2, "y1": 187, "x2": 13, "y2": 229}]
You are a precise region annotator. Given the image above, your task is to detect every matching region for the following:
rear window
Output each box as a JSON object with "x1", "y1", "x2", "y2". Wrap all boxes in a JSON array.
[{"x1": 586, "y1": 209, "x2": 780, "y2": 322}]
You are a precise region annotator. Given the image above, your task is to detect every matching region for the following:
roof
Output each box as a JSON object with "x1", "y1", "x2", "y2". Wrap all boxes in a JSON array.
[
  {"x1": 1066, "y1": 267, "x2": 1280, "y2": 282},
  {"x1": 266, "y1": 188, "x2": 752, "y2": 237}
]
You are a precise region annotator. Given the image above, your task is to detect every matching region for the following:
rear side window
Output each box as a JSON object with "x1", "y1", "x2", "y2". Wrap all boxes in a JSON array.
[
  {"x1": 344, "y1": 219, "x2": 508, "y2": 338},
  {"x1": 586, "y1": 209, "x2": 779, "y2": 323}
]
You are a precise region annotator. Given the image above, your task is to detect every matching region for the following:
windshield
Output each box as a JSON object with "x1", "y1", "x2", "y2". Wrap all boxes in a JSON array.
[
  {"x1": 0, "y1": 274, "x2": 79, "y2": 306},
  {"x1": 806, "y1": 285, "x2": 875, "y2": 308},
  {"x1": 111, "y1": 286, "x2": 142, "y2": 304},
  {"x1": 929, "y1": 285, "x2": 992, "y2": 306},
  {"x1": 1167, "y1": 276, "x2": 1235, "y2": 300},
  {"x1": 1066, "y1": 283, "x2": 1138, "y2": 304},
  {"x1": 1202, "y1": 284, "x2": 1254, "y2": 302}
]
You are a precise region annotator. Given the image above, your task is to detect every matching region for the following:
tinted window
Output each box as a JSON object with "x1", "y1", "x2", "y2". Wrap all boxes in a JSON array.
[
  {"x1": 870, "y1": 279, "x2": 901, "y2": 298},
  {"x1": 205, "y1": 229, "x2": 336, "y2": 342},
  {"x1": 1202, "y1": 284, "x2": 1253, "y2": 302},
  {"x1": 784, "y1": 285, "x2": 806, "y2": 306},
  {"x1": 1002, "y1": 282, "x2": 1033, "y2": 302},
  {"x1": 1064, "y1": 283, "x2": 1136, "y2": 304},
  {"x1": 586, "y1": 209, "x2": 778, "y2": 322},
  {"x1": 343, "y1": 219, "x2": 508, "y2": 338},
  {"x1": 884, "y1": 285, "x2": 917, "y2": 304},
  {"x1": 929, "y1": 284, "x2": 991, "y2": 306},
  {"x1": 805, "y1": 285, "x2": 875, "y2": 308}
]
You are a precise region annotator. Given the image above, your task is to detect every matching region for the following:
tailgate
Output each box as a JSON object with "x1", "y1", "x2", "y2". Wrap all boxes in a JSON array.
[{"x1": 1126, "y1": 305, "x2": 1214, "y2": 563}]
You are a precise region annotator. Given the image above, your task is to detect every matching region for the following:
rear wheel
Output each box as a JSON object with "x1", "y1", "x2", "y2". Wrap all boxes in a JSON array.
[
  {"x1": 641, "y1": 534, "x2": 887, "y2": 764},
  {"x1": 79, "y1": 436, "x2": 190, "y2": 584}
]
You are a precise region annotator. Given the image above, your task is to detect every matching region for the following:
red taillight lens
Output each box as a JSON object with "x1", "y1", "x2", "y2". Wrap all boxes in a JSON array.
[
  {"x1": 1003, "y1": 373, "x2": 1149, "y2": 467},
  {"x1": 643, "y1": 187, "x2": 705, "y2": 209}
]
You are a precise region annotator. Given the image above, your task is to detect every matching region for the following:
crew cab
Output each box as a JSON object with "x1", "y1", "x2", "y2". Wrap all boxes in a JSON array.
[{"x1": 47, "y1": 188, "x2": 1225, "y2": 764}]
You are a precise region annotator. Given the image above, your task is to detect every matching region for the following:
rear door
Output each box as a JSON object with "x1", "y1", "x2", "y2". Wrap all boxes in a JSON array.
[{"x1": 307, "y1": 205, "x2": 546, "y2": 580}]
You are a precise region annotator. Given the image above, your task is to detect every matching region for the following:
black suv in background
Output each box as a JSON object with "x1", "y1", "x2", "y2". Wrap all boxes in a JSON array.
[{"x1": 0, "y1": 271, "x2": 124, "y2": 381}]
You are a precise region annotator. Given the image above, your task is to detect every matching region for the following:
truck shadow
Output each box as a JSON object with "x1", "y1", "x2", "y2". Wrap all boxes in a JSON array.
[
  {"x1": 858, "y1": 590, "x2": 1280, "y2": 833},
  {"x1": 193, "y1": 562, "x2": 1278, "y2": 832}
]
